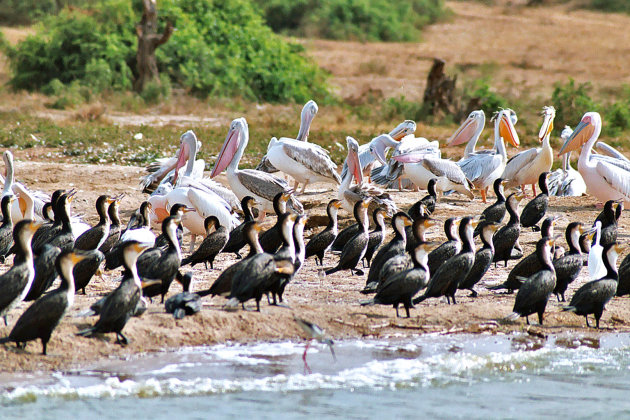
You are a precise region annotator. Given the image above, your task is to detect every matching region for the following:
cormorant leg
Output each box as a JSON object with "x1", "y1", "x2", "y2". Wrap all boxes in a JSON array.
[
  {"x1": 242, "y1": 303, "x2": 246, "y2": 310},
  {"x1": 556, "y1": 293, "x2": 561, "y2": 303},
  {"x1": 595, "y1": 316, "x2": 601, "y2": 330},
  {"x1": 404, "y1": 305, "x2": 411, "y2": 318},
  {"x1": 395, "y1": 305, "x2": 400, "y2": 318},
  {"x1": 3, "y1": 315, "x2": 7, "y2": 326},
  {"x1": 481, "y1": 188, "x2": 487, "y2": 204},
  {"x1": 451, "y1": 294, "x2": 457, "y2": 305},
  {"x1": 204, "y1": 262, "x2": 208, "y2": 270},
  {"x1": 446, "y1": 296, "x2": 451, "y2": 305},
  {"x1": 117, "y1": 332, "x2": 129, "y2": 346},
  {"x1": 585, "y1": 315, "x2": 590, "y2": 328},
  {"x1": 82, "y1": 288, "x2": 86, "y2": 295},
  {"x1": 256, "y1": 300, "x2": 261, "y2": 312},
  {"x1": 561, "y1": 293, "x2": 566, "y2": 303},
  {"x1": 469, "y1": 289, "x2": 478, "y2": 298},
  {"x1": 504, "y1": 260, "x2": 508, "y2": 268},
  {"x1": 41, "y1": 340, "x2": 47, "y2": 356},
  {"x1": 538, "y1": 311, "x2": 544, "y2": 325},
  {"x1": 526, "y1": 316, "x2": 530, "y2": 325}
]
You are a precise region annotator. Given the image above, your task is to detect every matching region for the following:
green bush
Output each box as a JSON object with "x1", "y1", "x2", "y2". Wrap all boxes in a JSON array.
[
  {"x1": 551, "y1": 79, "x2": 598, "y2": 129},
  {"x1": 7, "y1": 0, "x2": 329, "y2": 103},
  {"x1": 461, "y1": 77, "x2": 509, "y2": 117},
  {"x1": 253, "y1": 0, "x2": 448, "y2": 42},
  {"x1": 587, "y1": 0, "x2": 630, "y2": 13}
]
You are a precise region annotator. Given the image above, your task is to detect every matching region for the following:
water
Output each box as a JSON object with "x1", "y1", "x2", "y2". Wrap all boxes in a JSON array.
[{"x1": 3, "y1": 333, "x2": 630, "y2": 419}]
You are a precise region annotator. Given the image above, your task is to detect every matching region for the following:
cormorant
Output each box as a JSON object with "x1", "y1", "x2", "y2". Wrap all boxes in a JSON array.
[
  {"x1": 411, "y1": 178, "x2": 437, "y2": 215},
  {"x1": 197, "y1": 221, "x2": 263, "y2": 298},
  {"x1": 165, "y1": 274, "x2": 200, "y2": 319},
  {"x1": 488, "y1": 215, "x2": 557, "y2": 293},
  {"x1": 492, "y1": 193, "x2": 524, "y2": 267},
  {"x1": 105, "y1": 201, "x2": 154, "y2": 271},
  {"x1": 305, "y1": 199, "x2": 341, "y2": 266},
  {"x1": 405, "y1": 208, "x2": 435, "y2": 253},
  {"x1": 32, "y1": 192, "x2": 75, "y2": 254},
  {"x1": 594, "y1": 199, "x2": 621, "y2": 248},
  {"x1": 361, "y1": 242, "x2": 436, "y2": 317},
  {"x1": 459, "y1": 220, "x2": 500, "y2": 297},
  {"x1": 98, "y1": 198, "x2": 122, "y2": 253},
  {"x1": 504, "y1": 238, "x2": 556, "y2": 325},
  {"x1": 363, "y1": 208, "x2": 387, "y2": 268},
  {"x1": 473, "y1": 178, "x2": 506, "y2": 237},
  {"x1": 23, "y1": 244, "x2": 61, "y2": 302},
  {"x1": 136, "y1": 216, "x2": 182, "y2": 302},
  {"x1": 553, "y1": 222, "x2": 589, "y2": 302},
  {"x1": 77, "y1": 240, "x2": 152, "y2": 345},
  {"x1": 0, "y1": 250, "x2": 88, "y2": 354},
  {"x1": 181, "y1": 216, "x2": 229, "y2": 269},
  {"x1": 427, "y1": 217, "x2": 461, "y2": 275},
  {"x1": 564, "y1": 242, "x2": 623, "y2": 328},
  {"x1": 0, "y1": 220, "x2": 39, "y2": 325},
  {"x1": 520, "y1": 172, "x2": 549, "y2": 231},
  {"x1": 259, "y1": 192, "x2": 292, "y2": 254},
  {"x1": 74, "y1": 195, "x2": 114, "y2": 250},
  {"x1": 73, "y1": 248, "x2": 105, "y2": 294},
  {"x1": 222, "y1": 196, "x2": 257, "y2": 258},
  {"x1": 363, "y1": 211, "x2": 412, "y2": 286},
  {"x1": 325, "y1": 200, "x2": 371, "y2": 276},
  {"x1": 413, "y1": 217, "x2": 477, "y2": 305},
  {"x1": 0, "y1": 196, "x2": 15, "y2": 262}
]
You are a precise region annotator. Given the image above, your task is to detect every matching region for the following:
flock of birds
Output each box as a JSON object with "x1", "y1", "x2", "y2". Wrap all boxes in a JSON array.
[{"x1": 0, "y1": 99, "x2": 630, "y2": 361}]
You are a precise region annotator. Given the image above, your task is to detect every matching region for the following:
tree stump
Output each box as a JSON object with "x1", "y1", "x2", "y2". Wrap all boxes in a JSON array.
[
  {"x1": 422, "y1": 58, "x2": 458, "y2": 117},
  {"x1": 134, "y1": 0, "x2": 173, "y2": 92}
]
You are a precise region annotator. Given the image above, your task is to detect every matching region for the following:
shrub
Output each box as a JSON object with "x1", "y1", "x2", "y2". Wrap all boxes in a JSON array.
[
  {"x1": 7, "y1": 0, "x2": 329, "y2": 103},
  {"x1": 587, "y1": 0, "x2": 630, "y2": 14},
  {"x1": 551, "y1": 79, "x2": 598, "y2": 129},
  {"x1": 461, "y1": 77, "x2": 509, "y2": 117},
  {"x1": 253, "y1": 0, "x2": 448, "y2": 42}
]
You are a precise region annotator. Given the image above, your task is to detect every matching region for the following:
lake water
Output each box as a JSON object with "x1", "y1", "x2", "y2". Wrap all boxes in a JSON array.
[{"x1": 3, "y1": 332, "x2": 630, "y2": 419}]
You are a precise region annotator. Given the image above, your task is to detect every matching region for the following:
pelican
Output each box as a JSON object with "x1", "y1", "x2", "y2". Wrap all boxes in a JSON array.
[
  {"x1": 210, "y1": 118, "x2": 303, "y2": 220},
  {"x1": 502, "y1": 106, "x2": 555, "y2": 197},
  {"x1": 0, "y1": 151, "x2": 49, "y2": 222},
  {"x1": 370, "y1": 126, "x2": 440, "y2": 190},
  {"x1": 548, "y1": 126, "x2": 586, "y2": 197},
  {"x1": 340, "y1": 136, "x2": 397, "y2": 216},
  {"x1": 559, "y1": 111, "x2": 630, "y2": 206},
  {"x1": 256, "y1": 100, "x2": 318, "y2": 177},
  {"x1": 340, "y1": 120, "x2": 416, "y2": 180},
  {"x1": 265, "y1": 136, "x2": 340, "y2": 195},
  {"x1": 450, "y1": 109, "x2": 520, "y2": 203},
  {"x1": 391, "y1": 152, "x2": 474, "y2": 199}
]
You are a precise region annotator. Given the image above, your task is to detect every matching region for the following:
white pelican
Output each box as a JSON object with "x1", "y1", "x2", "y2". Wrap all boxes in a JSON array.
[
  {"x1": 210, "y1": 118, "x2": 304, "y2": 220},
  {"x1": 0, "y1": 151, "x2": 49, "y2": 222},
  {"x1": 392, "y1": 152, "x2": 474, "y2": 199},
  {"x1": 502, "y1": 106, "x2": 555, "y2": 197},
  {"x1": 256, "y1": 100, "x2": 318, "y2": 176},
  {"x1": 340, "y1": 120, "x2": 416, "y2": 181},
  {"x1": 450, "y1": 109, "x2": 520, "y2": 203},
  {"x1": 340, "y1": 136, "x2": 397, "y2": 216},
  {"x1": 265, "y1": 137, "x2": 340, "y2": 194},
  {"x1": 559, "y1": 111, "x2": 630, "y2": 206},
  {"x1": 548, "y1": 126, "x2": 586, "y2": 197},
  {"x1": 595, "y1": 141, "x2": 630, "y2": 162},
  {"x1": 140, "y1": 131, "x2": 205, "y2": 194},
  {"x1": 371, "y1": 134, "x2": 441, "y2": 190}
]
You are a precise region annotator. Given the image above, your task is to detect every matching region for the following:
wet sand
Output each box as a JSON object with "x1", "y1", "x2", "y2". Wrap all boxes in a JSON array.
[{"x1": 1, "y1": 156, "x2": 629, "y2": 373}]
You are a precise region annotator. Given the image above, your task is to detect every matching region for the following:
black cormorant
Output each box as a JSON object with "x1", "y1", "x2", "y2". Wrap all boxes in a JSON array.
[
  {"x1": 492, "y1": 193, "x2": 524, "y2": 267},
  {"x1": 98, "y1": 198, "x2": 122, "y2": 253},
  {"x1": 473, "y1": 178, "x2": 506, "y2": 237},
  {"x1": 504, "y1": 238, "x2": 556, "y2": 325},
  {"x1": 222, "y1": 196, "x2": 257, "y2": 258},
  {"x1": 553, "y1": 222, "x2": 589, "y2": 302},
  {"x1": 459, "y1": 220, "x2": 500, "y2": 297},
  {"x1": 0, "y1": 196, "x2": 15, "y2": 262},
  {"x1": 74, "y1": 195, "x2": 114, "y2": 250},
  {"x1": 520, "y1": 172, "x2": 549, "y2": 231},
  {"x1": 363, "y1": 208, "x2": 387, "y2": 268},
  {"x1": 413, "y1": 216, "x2": 477, "y2": 305},
  {"x1": 427, "y1": 217, "x2": 461, "y2": 275},
  {"x1": 564, "y1": 242, "x2": 622, "y2": 328},
  {"x1": 0, "y1": 250, "x2": 88, "y2": 354},
  {"x1": 325, "y1": 200, "x2": 371, "y2": 276},
  {"x1": 305, "y1": 199, "x2": 341, "y2": 266},
  {"x1": 181, "y1": 216, "x2": 229, "y2": 269}
]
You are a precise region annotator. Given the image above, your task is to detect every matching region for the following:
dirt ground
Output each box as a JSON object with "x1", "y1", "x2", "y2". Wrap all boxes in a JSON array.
[{"x1": 0, "y1": 154, "x2": 629, "y2": 374}]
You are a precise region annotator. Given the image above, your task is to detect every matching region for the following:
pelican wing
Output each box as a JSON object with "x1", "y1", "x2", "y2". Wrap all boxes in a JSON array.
[
  {"x1": 595, "y1": 142, "x2": 630, "y2": 162},
  {"x1": 422, "y1": 158, "x2": 468, "y2": 185},
  {"x1": 187, "y1": 188, "x2": 239, "y2": 230},
  {"x1": 341, "y1": 144, "x2": 374, "y2": 179},
  {"x1": 502, "y1": 148, "x2": 538, "y2": 181},
  {"x1": 595, "y1": 160, "x2": 630, "y2": 200},
  {"x1": 281, "y1": 141, "x2": 341, "y2": 183},
  {"x1": 237, "y1": 169, "x2": 291, "y2": 202},
  {"x1": 592, "y1": 154, "x2": 630, "y2": 173},
  {"x1": 183, "y1": 176, "x2": 241, "y2": 211},
  {"x1": 458, "y1": 153, "x2": 501, "y2": 183}
]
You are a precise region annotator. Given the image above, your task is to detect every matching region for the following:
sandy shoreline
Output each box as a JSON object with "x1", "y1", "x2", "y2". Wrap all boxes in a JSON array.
[{"x1": 1, "y1": 157, "x2": 630, "y2": 374}]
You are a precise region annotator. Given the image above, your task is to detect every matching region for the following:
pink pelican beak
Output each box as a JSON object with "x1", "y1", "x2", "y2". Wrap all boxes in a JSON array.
[
  {"x1": 211, "y1": 121, "x2": 241, "y2": 178},
  {"x1": 447, "y1": 111, "x2": 484, "y2": 146},
  {"x1": 558, "y1": 112, "x2": 598, "y2": 156},
  {"x1": 171, "y1": 138, "x2": 191, "y2": 185},
  {"x1": 346, "y1": 137, "x2": 363, "y2": 184}
]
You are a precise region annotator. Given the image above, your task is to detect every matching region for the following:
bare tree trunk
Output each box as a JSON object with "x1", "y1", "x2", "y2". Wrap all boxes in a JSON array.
[
  {"x1": 422, "y1": 58, "x2": 458, "y2": 118},
  {"x1": 134, "y1": 0, "x2": 173, "y2": 92}
]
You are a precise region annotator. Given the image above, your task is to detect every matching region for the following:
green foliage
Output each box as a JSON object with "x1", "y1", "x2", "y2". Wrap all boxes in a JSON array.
[
  {"x1": 462, "y1": 78, "x2": 509, "y2": 117},
  {"x1": 253, "y1": 0, "x2": 448, "y2": 42},
  {"x1": 7, "y1": 0, "x2": 329, "y2": 103},
  {"x1": 603, "y1": 86, "x2": 630, "y2": 136},
  {"x1": 0, "y1": 0, "x2": 91, "y2": 25},
  {"x1": 587, "y1": 0, "x2": 630, "y2": 13},
  {"x1": 551, "y1": 79, "x2": 598, "y2": 128}
]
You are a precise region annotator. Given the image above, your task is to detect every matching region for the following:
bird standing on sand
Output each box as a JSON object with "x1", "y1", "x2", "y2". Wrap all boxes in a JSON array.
[{"x1": 305, "y1": 199, "x2": 342, "y2": 266}]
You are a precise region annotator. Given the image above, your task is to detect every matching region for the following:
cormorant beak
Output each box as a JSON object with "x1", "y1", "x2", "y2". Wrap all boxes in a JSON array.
[
  {"x1": 70, "y1": 252, "x2": 89, "y2": 265},
  {"x1": 424, "y1": 218, "x2": 437, "y2": 228},
  {"x1": 300, "y1": 216, "x2": 308, "y2": 225},
  {"x1": 281, "y1": 192, "x2": 292, "y2": 202},
  {"x1": 403, "y1": 217, "x2": 413, "y2": 227},
  {"x1": 183, "y1": 207, "x2": 195, "y2": 213},
  {"x1": 288, "y1": 213, "x2": 298, "y2": 222},
  {"x1": 615, "y1": 243, "x2": 627, "y2": 255},
  {"x1": 141, "y1": 279, "x2": 162, "y2": 289},
  {"x1": 333, "y1": 200, "x2": 342, "y2": 209},
  {"x1": 585, "y1": 226, "x2": 598, "y2": 240},
  {"x1": 28, "y1": 221, "x2": 42, "y2": 232},
  {"x1": 361, "y1": 200, "x2": 371, "y2": 209},
  {"x1": 470, "y1": 219, "x2": 480, "y2": 228},
  {"x1": 253, "y1": 223, "x2": 263, "y2": 233},
  {"x1": 106, "y1": 196, "x2": 116, "y2": 204},
  {"x1": 133, "y1": 242, "x2": 153, "y2": 254}
]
